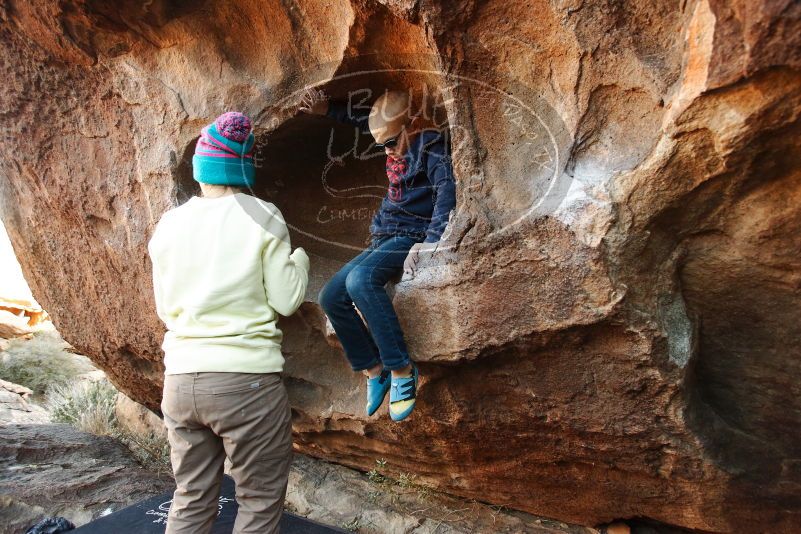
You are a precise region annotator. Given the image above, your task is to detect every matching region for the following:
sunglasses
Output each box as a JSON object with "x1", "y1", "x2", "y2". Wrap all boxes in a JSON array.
[{"x1": 374, "y1": 131, "x2": 402, "y2": 150}]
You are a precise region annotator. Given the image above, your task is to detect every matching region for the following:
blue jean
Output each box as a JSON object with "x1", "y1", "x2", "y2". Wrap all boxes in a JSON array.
[{"x1": 318, "y1": 235, "x2": 418, "y2": 371}]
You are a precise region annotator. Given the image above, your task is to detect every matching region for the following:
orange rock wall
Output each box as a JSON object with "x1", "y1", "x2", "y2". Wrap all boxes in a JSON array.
[{"x1": 1, "y1": 0, "x2": 800, "y2": 530}]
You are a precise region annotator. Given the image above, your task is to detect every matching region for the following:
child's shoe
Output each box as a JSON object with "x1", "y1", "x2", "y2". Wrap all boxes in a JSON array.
[
  {"x1": 366, "y1": 369, "x2": 391, "y2": 416},
  {"x1": 389, "y1": 364, "x2": 418, "y2": 422}
]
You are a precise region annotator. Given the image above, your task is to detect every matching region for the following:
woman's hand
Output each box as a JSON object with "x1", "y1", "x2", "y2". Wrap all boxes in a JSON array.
[{"x1": 298, "y1": 88, "x2": 329, "y2": 115}]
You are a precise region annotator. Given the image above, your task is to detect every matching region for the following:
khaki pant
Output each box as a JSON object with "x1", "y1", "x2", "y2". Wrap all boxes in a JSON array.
[{"x1": 160, "y1": 371, "x2": 293, "y2": 534}]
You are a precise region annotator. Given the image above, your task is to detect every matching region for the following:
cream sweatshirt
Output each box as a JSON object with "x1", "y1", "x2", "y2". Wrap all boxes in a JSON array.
[{"x1": 147, "y1": 193, "x2": 310, "y2": 375}]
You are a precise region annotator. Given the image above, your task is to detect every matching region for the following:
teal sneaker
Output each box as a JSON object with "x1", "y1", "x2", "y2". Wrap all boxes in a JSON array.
[
  {"x1": 389, "y1": 364, "x2": 418, "y2": 422},
  {"x1": 366, "y1": 369, "x2": 391, "y2": 416}
]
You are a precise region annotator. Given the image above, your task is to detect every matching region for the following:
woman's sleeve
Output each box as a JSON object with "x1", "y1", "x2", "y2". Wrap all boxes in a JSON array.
[
  {"x1": 325, "y1": 100, "x2": 372, "y2": 134},
  {"x1": 261, "y1": 208, "x2": 310, "y2": 317},
  {"x1": 147, "y1": 234, "x2": 170, "y2": 325}
]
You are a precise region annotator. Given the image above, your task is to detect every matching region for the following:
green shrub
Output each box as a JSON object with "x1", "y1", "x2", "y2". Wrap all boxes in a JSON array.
[
  {"x1": 46, "y1": 379, "x2": 118, "y2": 436},
  {"x1": 2, "y1": 329, "x2": 171, "y2": 473},
  {"x1": 46, "y1": 378, "x2": 171, "y2": 472},
  {"x1": 0, "y1": 329, "x2": 93, "y2": 394}
]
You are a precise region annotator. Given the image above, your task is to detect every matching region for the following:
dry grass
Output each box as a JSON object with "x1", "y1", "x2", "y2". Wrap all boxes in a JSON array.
[
  {"x1": 116, "y1": 426, "x2": 171, "y2": 474},
  {"x1": 46, "y1": 378, "x2": 171, "y2": 472},
  {"x1": 0, "y1": 327, "x2": 95, "y2": 395},
  {"x1": 0, "y1": 327, "x2": 169, "y2": 473},
  {"x1": 46, "y1": 379, "x2": 118, "y2": 434}
]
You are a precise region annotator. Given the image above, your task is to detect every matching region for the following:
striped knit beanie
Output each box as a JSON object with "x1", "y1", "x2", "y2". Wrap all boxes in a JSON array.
[{"x1": 192, "y1": 112, "x2": 255, "y2": 187}]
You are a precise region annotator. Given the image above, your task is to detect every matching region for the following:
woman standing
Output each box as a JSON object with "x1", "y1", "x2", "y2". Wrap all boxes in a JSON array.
[{"x1": 148, "y1": 112, "x2": 310, "y2": 533}]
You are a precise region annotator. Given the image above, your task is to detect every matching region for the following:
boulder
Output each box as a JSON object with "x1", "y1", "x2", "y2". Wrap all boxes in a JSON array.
[
  {"x1": 0, "y1": 297, "x2": 49, "y2": 329},
  {"x1": 0, "y1": 309, "x2": 33, "y2": 339},
  {"x1": 0, "y1": 378, "x2": 49, "y2": 424},
  {"x1": 285, "y1": 454, "x2": 598, "y2": 534},
  {"x1": 1, "y1": 0, "x2": 799, "y2": 531},
  {"x1": 114, "y1": 391, "x2": 166, "y2": 441}
]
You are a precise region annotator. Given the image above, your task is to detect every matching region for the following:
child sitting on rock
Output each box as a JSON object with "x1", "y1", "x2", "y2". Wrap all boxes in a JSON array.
[{"x1": 300, "y1": 89, "x2": 456, "y2": 422}]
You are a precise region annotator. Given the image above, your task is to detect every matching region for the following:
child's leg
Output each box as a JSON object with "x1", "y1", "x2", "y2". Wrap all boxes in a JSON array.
[
  {"x1": 343, "y1": 235, "x2": 418, "y2": 371},
  {"x1": 319, "y1": 247, "x2": 382, "y2": 372}
]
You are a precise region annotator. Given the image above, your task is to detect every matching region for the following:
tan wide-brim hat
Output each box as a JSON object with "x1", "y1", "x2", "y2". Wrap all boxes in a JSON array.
[{"x1": 368, "y1": 91, "x2": 411, "y2": 143}]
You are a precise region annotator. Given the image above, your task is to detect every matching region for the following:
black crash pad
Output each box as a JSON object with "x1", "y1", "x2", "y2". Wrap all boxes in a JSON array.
[{"x1": 72, "y1": 474, "x2": 345, "y2": 533}]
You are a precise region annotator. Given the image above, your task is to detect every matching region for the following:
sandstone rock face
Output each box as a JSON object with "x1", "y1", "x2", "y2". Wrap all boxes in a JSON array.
[
  {"x1": 1, "y1": 0, "x2": 800, "y2": 531},
  {"x1": 286, "y1": 454, "x2": 598, "y2": 534},
  {"x1": 0, "y1": 379, "x2": 49, "y2": 424},
  {"x1": 114, "y1": 391, "x2": 167, "y2": 441}
]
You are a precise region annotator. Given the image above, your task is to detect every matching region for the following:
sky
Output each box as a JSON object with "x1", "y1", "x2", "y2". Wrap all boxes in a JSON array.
[{"x1": 0, "y1": 219, "x2": 38, "y2": 305}]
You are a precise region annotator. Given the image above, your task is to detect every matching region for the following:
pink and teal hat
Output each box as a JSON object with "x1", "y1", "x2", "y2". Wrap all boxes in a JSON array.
[{"x1": 192, "y1": 112, "x2": 255, "y2": 187}]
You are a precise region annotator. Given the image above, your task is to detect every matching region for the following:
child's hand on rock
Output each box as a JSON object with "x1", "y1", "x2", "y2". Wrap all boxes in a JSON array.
[{"x1": 403, "y1": 242, "x2": 437, "y2": 277}]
